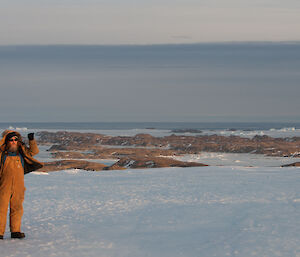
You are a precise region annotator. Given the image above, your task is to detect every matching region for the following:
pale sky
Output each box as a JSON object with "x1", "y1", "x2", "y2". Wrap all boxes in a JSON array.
[
  {"x1": 1, "y1": 1, "x2": 300, "y2": 123},
  {"x1": 1, "y1": 0, "x2": 300, "y2": 45}
]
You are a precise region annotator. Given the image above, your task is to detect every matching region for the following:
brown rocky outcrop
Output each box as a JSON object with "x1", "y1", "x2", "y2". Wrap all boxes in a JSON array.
[
  {"x1": 171, "y1": 129, "x2": 203, "y2": 133},
  {"x1": 36, "y1": 131, "x2": 300, "y2": 158},
  {"x1": 281, "y1": 162, "x2": 300, "y2": 167},
  {"x1": 37, "y1": 131, "x2": 109, "y2": 147},
  {"x1": 51, "y1": 147, "x2": 181, "y2": 160},
  {"x1": 105, "y1": 157, "x2": 208, "y2": 169},
  {"x1": 35, "y1": 131, "x2": 300, "y2": 171},
  {"x1": 39, "y1": 157, "x2": 206, "y2": 172},
  {"x1": 40, "y1": 160, "x2": 108, "y2": 172},
  {"x1": 104, "y1": 164, "x2": 126, "y2": 170}
]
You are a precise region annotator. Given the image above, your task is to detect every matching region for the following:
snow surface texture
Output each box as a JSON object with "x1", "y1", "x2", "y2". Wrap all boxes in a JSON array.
[
  {"x1": 1, "y1": 166, "x2": 299, "y2": 257},
  {"x1": 166, "y1": 152, "x2": 297, "y2": 167}
]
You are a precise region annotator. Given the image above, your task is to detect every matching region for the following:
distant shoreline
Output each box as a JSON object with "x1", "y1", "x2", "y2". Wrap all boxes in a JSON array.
[
  {"x1": 1, "y1": 41, "x2": 300, "y2": 47},
  {"x1": 1, "y1": 121, "x2": 300, "y2": 130}
]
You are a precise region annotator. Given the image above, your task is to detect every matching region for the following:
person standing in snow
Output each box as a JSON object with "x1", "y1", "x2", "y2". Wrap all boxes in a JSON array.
[{"x1": 0, "y1": 130, "x2": 43, "y2": 239}]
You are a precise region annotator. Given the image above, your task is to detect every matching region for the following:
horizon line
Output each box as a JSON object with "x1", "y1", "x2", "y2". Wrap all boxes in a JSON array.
[
  {"x1": 1, "y1": 40, "x2": 300, "y2": 47},
  {"x1": 0, "y1": 121, "x2": 300, "y2": 124}
]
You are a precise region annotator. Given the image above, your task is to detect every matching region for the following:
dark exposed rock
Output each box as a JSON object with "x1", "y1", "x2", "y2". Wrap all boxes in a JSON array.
[
  {"x1": 103, "y1": 164, "x2": 126, "y2": 170},
  {"x1": 171, "y1": 129, "x2": 203, "y2": 133},
  {"x1": 109, "y1": 157, "x2": 208, "y2": 169},
  {"x1": 281, "y1": 162, "x2": 300, "y2": 167},
  {"x1": 252, "y1": 135, "x2": 271, "y2": 141},
  {"x1": 37, "y1": 131, "x2": 108, "y2": 147}
]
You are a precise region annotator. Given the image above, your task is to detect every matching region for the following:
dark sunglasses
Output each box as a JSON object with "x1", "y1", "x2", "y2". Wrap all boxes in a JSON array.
[{"x1": 8, "y1": 138, "x2": 19, "y2": 142}]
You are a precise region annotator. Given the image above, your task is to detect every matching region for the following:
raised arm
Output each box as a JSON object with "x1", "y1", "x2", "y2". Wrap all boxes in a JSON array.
[{"x1": 26, "y1": 133, "x2": 39, "y2": 156}]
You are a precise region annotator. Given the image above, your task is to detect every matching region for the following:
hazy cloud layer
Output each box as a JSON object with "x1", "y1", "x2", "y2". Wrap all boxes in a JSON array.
[{"x1": 1, "y1": 0, "x2": 300, "y2": 44}]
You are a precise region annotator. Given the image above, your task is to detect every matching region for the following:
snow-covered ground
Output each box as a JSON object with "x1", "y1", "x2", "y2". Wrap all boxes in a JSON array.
[
  {"x1": 165, "y1": 152, "x2": 298, "y2": 167},
  {"x1": 1, "y1": 166, "x2": 299, "y2": 257},
  {"x1": 2, "y1": 127, "x2": 299, "y2": 256}
]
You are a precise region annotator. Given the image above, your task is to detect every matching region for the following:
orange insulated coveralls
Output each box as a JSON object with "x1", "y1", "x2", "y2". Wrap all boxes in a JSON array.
[{"x1": 0, "y1": 130, "x2": 43, "y2": 235}]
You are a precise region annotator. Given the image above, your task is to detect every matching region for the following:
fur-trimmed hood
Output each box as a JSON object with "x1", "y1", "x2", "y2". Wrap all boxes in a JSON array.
[
  {"x1": 0, "y1": 130, "x2": 44, "y2": 174},
  {"x1": 0, "y1": 130, "x2": 23, "y2": 151}
]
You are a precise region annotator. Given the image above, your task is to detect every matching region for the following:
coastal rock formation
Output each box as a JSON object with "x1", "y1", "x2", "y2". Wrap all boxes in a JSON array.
[
  {"x1": 281, "y1": 162, "x2": 300, "y2": 167},
  {"x1": 104, "y1": 164, "x2": 126, "y2": 170},
  {"x1": 105, "y1": 157, "x2": 208, "y2": 170},
  {"x1": 37, "y1": 131, "x2": 300, "y2": 158},
  {"x1": 40, "y1": 160, "x2": 108, "y2": 172},
  {"x1": 171, "y1": 129, "x2": 203, "y2": 133},
  {"x1": 103, "y1": 134, "x2": 300, "y2": 157},
  {"x1": 37, "y1": 131, "x2": 109, "y2": 148},
  {"x1": 39, "y1": 157, "x2": 207, "y2": 172},
  {"x1": 35, "y1": 131, "x2": 300, "y2": 172},
  {"x1": 51, "y1": 147, "x2": 180, "y2": 160}
]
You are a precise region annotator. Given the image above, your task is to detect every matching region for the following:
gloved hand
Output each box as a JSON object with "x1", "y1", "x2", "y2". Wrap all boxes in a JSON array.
[{"x1": 28, "y1": 133, "x2": 34, "y2": 140}]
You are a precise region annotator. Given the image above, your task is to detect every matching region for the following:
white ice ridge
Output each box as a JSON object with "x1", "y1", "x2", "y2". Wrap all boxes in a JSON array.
[{"x1": 7, "y1": 126, "x2": 28, "y2": 131}]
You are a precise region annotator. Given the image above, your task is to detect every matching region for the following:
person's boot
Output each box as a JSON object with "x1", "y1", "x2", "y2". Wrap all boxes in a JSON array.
[
  {"x1": 0, "y1": 235, "x2": 3, "y2": 240},
  {"x1": 11, "y1": 232, "x2": 25, "y2": 239}
]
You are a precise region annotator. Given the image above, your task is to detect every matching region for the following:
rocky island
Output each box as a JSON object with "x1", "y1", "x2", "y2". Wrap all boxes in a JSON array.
[{"x1": 36, "y1": 131, "x2": 299, "y2": 172}]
